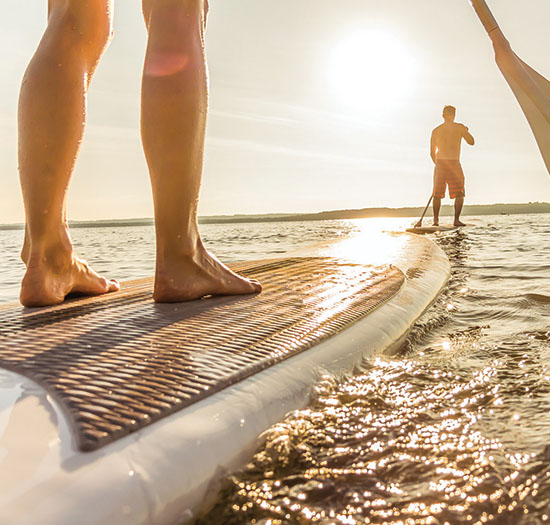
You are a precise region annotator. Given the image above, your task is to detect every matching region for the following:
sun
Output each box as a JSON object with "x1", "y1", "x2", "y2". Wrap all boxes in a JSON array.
[{"x1": 328, "y1": 29, "x2": 417, "y2": 115}]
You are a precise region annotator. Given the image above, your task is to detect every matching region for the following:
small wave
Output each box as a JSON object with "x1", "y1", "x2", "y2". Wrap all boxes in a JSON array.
[
  {"x1": 526, "y1": 330, "x2": 550, "y2": 341},
  {"x1": 524, "y1": 293, "x2": 550, "y2": 304}
]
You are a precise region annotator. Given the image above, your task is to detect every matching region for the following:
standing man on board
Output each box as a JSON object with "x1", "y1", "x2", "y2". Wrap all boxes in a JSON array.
[
  {"x1": 18, "y1": 0, "x2": 261, "y2": 307},
  {"x1": 430, "y1": 105, "x2": 475, "y2": 226}
]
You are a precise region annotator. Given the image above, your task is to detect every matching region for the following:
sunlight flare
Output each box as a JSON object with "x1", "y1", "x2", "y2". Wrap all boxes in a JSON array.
[{"x1": 328, "y1": 29, "x2": 417, "y2": 115}]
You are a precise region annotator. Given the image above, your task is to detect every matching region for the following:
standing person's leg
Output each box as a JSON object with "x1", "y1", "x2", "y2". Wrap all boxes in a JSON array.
[
  {"x1": 432, "y1": 197, "x2": 441, "y2": 226},
  {"x1": 19, "y1": 0, "x2": 119, "y2": 307},
  {"x1": 432, "y1": 162, "x2": 444, "y2": 226},
  {"x1": 449, "y1": 163, "x2": 466, "y2": 226},
  {"x1": 141, "y1": 0, "x2": 261, "y2": 302},
  {"x1": 454, "y1": 196, "x2": 465, "y2": 226}
]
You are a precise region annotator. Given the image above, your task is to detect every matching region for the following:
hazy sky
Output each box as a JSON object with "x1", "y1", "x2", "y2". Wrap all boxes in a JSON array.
[{"x1": 1, "y1": 0, "x2": 550, "y2": 222}]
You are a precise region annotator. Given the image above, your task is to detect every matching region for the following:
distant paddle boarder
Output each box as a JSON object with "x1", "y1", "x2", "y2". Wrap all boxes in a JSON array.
[
  {"x1": 430, "y1": 105, "x2": 475, "y2": 226},
  {"x1": 17, "y1": 0, "x2": 261, "y2": 307}
]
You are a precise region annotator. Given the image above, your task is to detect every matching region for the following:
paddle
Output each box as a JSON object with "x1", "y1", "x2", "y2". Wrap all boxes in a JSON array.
[
  {"x1": 469, "y1": 0, "x2": 550, "y2": 175},
  {"x1": 414, "y1": 194, "x2": 433, "y2": 228}
]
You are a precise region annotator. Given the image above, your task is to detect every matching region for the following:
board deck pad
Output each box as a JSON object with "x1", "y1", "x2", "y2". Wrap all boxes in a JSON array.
[{"x1": 0, "y1": 258, "x2": 404, "y2": 452}]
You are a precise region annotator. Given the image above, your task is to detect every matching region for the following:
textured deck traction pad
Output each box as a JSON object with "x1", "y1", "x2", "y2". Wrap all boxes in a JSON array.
[{"x1": 0, "y1": 258, "x2": 404, "y2": 452}]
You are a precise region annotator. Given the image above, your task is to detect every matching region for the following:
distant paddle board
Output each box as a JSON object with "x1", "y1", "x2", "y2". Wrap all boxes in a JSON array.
[
  {"x1": 0, "y1": 232, "x2": 449, "y2": 524},
  {"x1": 406, "y1": 224, "x2": 461, "y2": 234}
]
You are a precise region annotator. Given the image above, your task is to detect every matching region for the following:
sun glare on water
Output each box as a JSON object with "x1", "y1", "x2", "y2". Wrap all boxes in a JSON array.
[{"x1": 328, "y1": 29, "x2": 417, "y2": 116}]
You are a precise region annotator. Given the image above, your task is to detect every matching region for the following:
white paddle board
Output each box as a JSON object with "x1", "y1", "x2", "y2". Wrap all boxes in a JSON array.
[{"x1": 0, "y1": 230, "x2": 449, "y2": 524}]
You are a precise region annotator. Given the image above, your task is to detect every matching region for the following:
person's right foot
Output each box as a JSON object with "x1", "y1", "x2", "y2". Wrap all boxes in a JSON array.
[
  {"x1": 154, "y1": 242, "x2": 261, "y2": 303},
  {"x1": 20, "y1": 248, "x2": 119, "y2": 307},
  {"x1": 433, "y1": 221, "x2": 439, "y2": 226}
]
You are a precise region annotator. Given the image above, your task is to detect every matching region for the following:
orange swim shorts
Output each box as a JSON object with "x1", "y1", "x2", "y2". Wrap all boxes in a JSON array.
[{"x1": 433, "y1": 160, "x2": 465, "y2": 199}]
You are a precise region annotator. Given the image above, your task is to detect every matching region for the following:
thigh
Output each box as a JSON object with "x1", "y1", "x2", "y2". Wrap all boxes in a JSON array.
[
  {"x1": 448, "y1": 165, "x2": 465, "y2": 198},
  {"x1": 433, "y1": 164, "x2": 448, "y2": 199}
]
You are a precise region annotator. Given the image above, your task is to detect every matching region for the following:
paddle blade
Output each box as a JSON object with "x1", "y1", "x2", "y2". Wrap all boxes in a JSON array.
[
  {"x1": 494, "y1": 44, "x2": 550, "y2": 175},
  {"x1": 470, "y1": 0, "x2": 550, "y2": 175}
]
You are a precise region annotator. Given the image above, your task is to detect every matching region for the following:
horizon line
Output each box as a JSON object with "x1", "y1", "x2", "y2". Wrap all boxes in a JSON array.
[{"x1": 1, "y1": 201, "x2": 550, "y2": 229}]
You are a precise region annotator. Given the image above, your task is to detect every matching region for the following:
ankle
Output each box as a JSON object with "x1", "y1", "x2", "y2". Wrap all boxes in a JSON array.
[
  {"x1": 26, "y1": 234, "x2": 74, "y2": 271},
  {"x1": 156, "y1": 231, "x2": 203, "y2": 262}
]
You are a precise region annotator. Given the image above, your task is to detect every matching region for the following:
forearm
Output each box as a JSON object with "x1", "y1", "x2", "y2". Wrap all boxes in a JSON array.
[{"x1": 430, "y1": 135, "x2": 437, "y2": 163}]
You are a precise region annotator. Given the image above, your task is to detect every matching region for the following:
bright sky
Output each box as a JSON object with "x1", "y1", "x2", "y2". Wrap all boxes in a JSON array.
[{"x1": 1, "y1": 0, "x2": 550, "y2": 222}]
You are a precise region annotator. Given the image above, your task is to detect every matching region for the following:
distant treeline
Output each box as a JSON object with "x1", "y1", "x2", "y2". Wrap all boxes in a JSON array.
[
  {"x1": 199, "y1": 202, "x2": 550, "y2": 224},
  {"x1": 2, "y1": 202, "x2": 550, "y2": 230}
]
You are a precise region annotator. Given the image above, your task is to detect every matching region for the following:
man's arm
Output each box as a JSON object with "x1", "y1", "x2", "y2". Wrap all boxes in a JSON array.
[
  {"x1": 430, "y1": 130, "x2": 437, "y2": 163},
  {"x1": 462, "y1": 125, "x2": 475, "y2": 145}
]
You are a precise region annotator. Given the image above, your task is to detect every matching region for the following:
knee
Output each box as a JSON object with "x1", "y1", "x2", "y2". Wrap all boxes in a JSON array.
[
  {"x1": 49, "y1": 1, "x2": 114, "y2": 62},
  {"x1": 148, "y1": 0, "x2": 208, "y2": 32}
]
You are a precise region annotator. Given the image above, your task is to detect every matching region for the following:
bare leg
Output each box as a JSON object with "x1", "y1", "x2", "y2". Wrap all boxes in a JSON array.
[
  {"x1": 454, "y1": 196, "x2": 465, "y2": 226},
  {"x1": 19, "y1": 1, "x2": 119, "y2": 307},
  {"x1": 432, "y1": 197, "x2": 441, "y2": 226},
  {"x1": 141, "y1": 0, "x2": 261, "y2": 302}
]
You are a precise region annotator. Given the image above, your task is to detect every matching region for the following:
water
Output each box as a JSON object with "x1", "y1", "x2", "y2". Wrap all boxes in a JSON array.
[
  {"x1": 2, "y1": 215, "x2": 550, "y2": 522},
  {"x1": 197, "y1": 214, "x2": 550, "y2": 524}
]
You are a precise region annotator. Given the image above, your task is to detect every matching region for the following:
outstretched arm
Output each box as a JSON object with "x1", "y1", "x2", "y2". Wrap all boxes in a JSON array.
[{"x1": 462, "y1": 125, "x2": 475, "y2": 146}]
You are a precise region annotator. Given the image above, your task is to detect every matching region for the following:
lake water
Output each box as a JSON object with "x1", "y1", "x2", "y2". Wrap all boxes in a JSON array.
[{"x1": 2, "y1": 215, "x2": 550, "y2": 523}]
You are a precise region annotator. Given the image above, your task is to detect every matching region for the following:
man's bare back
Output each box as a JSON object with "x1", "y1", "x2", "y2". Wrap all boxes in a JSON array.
[{"x1": 431, "y1": 121, "x2": 475, "y2": 162}]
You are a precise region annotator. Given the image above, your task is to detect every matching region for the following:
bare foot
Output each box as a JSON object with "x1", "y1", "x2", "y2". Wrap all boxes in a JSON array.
[
  {"x1": 433, "y1": 221, "x2": 439, "y2": 227},
  {"x1": 154, "y1": 243, "x2": 262, "y2": 303},
  {"x1": 20, "y1": 249, "x2": 119, "y2": 307},
  {"x1": 454, "y1": 220, "x2": 466, "y2": 227}
]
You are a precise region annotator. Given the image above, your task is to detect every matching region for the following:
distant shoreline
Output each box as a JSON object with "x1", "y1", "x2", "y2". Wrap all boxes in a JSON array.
[{"x1": 2, "y1": 202, "x2": 550, "y2": 230}]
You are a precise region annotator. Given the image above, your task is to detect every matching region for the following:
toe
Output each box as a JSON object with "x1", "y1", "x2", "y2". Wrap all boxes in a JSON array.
[
  {"x1": 96, "y1": 276, "x2": 111, "y2": 293},
  {"x1": 73, "y1": 271, "x2": 110, "y2": 295},
  {"x1": 108, "y1": 279, "x2": 120, "y2": 292},
  {"x1": 249, "y1": 279, "x2": 262, "y2": 293}
]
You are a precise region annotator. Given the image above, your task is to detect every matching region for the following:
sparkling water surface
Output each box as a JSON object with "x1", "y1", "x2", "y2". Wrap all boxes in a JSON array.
[{"x1": 1, "y1": 215, "x2": 550, "y2": 523}]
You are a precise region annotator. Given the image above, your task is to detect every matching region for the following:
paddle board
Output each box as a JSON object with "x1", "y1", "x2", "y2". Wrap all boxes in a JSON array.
[
  {"x1": 406, "y1": 224, "x2": 460, "y2": 234},
  {"x1": 0, "y1": 230, "x2": 449, "y2": 524}
]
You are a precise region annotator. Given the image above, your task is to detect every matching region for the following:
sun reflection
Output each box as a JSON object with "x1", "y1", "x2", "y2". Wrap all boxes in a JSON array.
[{"x1": 322, "y1": 218, "x2": 410, "y2": 266}]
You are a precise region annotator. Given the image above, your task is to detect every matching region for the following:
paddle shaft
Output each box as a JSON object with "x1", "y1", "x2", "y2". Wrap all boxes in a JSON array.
[
  {"x1": 415, "y1": 195, "x2": 433, "y2": 227},
  {"x1": 469, "y1": 0, "x2": 499, "y2": 34}
]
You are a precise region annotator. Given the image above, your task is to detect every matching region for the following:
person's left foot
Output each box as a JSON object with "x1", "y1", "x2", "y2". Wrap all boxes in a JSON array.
[
  {"x1": 153, "y1": 241, "x2": 262, "y2": 303},
  {"x1": 454, "y1": 220, "x2": 466, "y2": 227}
]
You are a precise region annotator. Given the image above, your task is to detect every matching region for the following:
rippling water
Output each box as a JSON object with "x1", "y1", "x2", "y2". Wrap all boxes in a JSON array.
[
  {"x1": 197, "y1": 215, "x2": 550, "y2": 524},
  {"x1": 2, "y1": 215, "x2": 550, "y2": 523}
]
